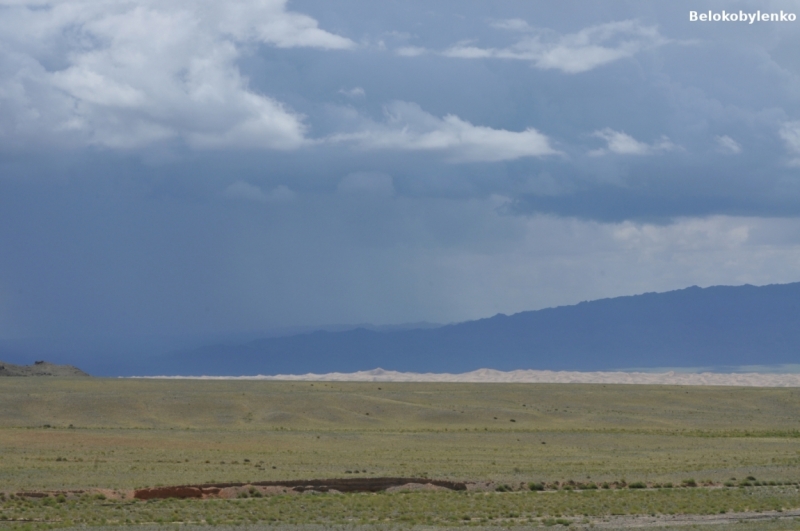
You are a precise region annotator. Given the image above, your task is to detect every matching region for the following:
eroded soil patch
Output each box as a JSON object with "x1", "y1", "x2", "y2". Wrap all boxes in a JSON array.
[{"x1": 133, "y1": 477, "x2": 466, "y2": 499}]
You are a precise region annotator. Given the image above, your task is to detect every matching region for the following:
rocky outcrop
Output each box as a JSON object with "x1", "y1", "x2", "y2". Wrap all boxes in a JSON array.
[{"x1": 0, "y1": 361, "x2": 90, "y2": 377}]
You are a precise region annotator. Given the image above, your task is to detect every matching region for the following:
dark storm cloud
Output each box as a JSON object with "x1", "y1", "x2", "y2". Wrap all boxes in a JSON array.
[{"x1": 1, "y1": 0, "x2": 800, "y2": 346}]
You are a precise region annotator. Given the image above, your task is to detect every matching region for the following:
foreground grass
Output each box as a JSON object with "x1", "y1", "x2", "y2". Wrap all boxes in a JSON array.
[
  {"x1": 5, "y1": 427, "x2": 800, "y2": 491},
  {"x1": 33, "y1": 524, "x2": 800, "y2": 531},
  {"x1": 2, "y1": 379, "x2": 800, "y2": 491},
  {"x1": 34, "y1": 524, "x2": 800, "y2": 531},
  {"x1": 2, "y1": 378, "x2": 800, "y2": 528},
  {"x1": 2, "y1": 486, "x2": 800, "y2": 529}
]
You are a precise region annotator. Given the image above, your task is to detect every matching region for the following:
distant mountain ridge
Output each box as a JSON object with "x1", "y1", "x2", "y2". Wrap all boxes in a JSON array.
[{"x1": 153, "y1": 282, "x2": 800, "y2": 377}]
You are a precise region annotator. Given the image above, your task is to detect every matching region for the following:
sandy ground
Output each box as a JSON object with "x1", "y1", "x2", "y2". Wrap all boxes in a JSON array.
[{"x1": 140, "y1": 367, "x2": 800, "y2": 387}]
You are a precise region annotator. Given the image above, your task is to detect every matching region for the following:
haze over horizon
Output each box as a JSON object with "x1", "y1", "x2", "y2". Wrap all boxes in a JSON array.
[{"x1": 2, "y1": 1, "x2": 800, "y2": 361}]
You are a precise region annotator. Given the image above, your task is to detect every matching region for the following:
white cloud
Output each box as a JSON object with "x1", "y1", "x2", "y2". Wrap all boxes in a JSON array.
[
  {"x1": 611, "y1": 216, "x2": 750, "y2": 251},
  {"x1": 779, "y1": 121, "x2": 800, "y2": 166},
  {"x1": 715, "y1": 135, "x2": 742, "y2": 154},
  {"x1": 443, "y1": 20, "x2": 667, "y2": 73},
  {"x1": 331, "y1": 101, "x2": 560, "y2": 162},
  {"x1": 395, "y1": 46, "x2": 428, "y2": 57},
  {"x1": 216, "y1": 1, "x2": 355, "y2": 50},
  {"x1": 589, "y1": 128, "x2": 677, "y2": 156},
  {"x1": 441, "y1": 41, "x2": 492, "y2": 59},
  {"x1": 339, "y1": 87, "x2": 366, "y2": 98},
  {"x1": 0, "y1": 0, "x2": 354, "y2": 150},
  {"x1": 223, "y1": 181, "x2": 295, "y2": 203}
]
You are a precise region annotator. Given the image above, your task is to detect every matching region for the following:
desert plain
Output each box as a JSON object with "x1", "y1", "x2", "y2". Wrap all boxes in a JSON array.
[{"x1": 1, "y1": 376, "x2": 800, "y2": 530}]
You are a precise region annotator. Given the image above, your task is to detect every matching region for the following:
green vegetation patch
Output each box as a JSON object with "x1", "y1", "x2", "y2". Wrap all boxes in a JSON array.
[{"x1": 1, "y1": 486, "x2": 800, "y2": 529}]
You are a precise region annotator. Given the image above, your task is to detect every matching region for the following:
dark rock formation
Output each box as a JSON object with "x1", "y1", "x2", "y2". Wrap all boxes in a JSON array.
[
  {"x1": 0, "y1": 361, "x2": 90, "y2": 377},
  {"x1": 134, "y1": 477, "x2": 466, "y2": 499}
]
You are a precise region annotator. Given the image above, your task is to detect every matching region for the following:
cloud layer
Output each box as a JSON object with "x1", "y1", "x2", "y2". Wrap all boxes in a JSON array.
[
  {"x1": 331, "y1": 102, "x2": 559, "y2": 162},
  {"x1": 2, "y1": 0, "x2": 800, "y2": 348},
  {"x1": 589, "y1": 129, "x2": 677, "y2": 156},
  {"x1": 442, "y1": 20, "x2": 667, "y2": 73},
  {"x1": 0, "y1": 0, "x2": 354, "y2": 150}
]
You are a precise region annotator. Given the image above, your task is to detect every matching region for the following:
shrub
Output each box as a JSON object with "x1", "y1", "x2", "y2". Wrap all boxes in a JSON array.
[
  {"x1": 495, "y1": 484, "x2": 513, "y2": 492},
  {"x1": 628, "y1": 482, "x2": 646, "y2": 489},
  {"x1": 682, "y1": 479, "x2": 697, "y2": 487},
  {"x1": 529, "y1": 482, "x2": 545, "y2": 491}
]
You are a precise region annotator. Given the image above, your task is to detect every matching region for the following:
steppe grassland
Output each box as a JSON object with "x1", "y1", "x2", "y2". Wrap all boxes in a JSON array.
[
  {"x1": 3, "y1": 486, "x2": 800, "y2": 528},
  {"x1": 35, "y1": 523, "x2": 800, "y2": 531},
  {"x1": 1, "y1": 378, "x2": 799, "y2": 491}
]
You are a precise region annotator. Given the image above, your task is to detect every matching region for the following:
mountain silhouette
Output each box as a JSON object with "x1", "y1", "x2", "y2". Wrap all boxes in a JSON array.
[{"x1": 146, "y1": 282, "x2": 800, "y2": 376}]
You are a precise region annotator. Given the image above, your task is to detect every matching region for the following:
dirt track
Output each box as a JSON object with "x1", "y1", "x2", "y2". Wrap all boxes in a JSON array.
[{"x1": 586, "y1": 508, "x2": 800, "y2": 528}]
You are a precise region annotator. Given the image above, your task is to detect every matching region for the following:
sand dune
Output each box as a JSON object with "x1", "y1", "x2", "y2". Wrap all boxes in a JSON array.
[{"x1": 139, "y1": 367, "x2": 800, "y2": 387}]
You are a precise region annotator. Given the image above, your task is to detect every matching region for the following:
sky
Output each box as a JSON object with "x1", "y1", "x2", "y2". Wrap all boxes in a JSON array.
[{"x1": 2, "y1": 0, "x2": 800, "y2": 349}]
